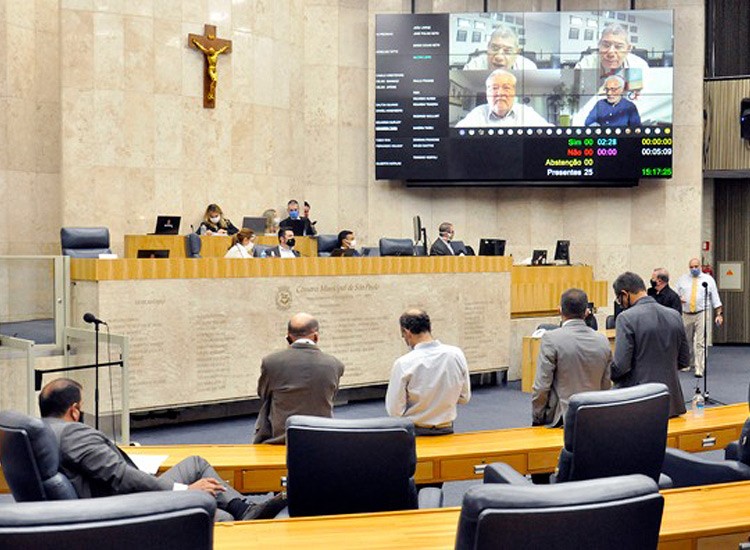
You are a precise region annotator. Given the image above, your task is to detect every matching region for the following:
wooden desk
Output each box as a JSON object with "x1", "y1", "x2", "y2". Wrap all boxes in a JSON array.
[
  {"x1": 211, "y1": 481, "x2": 750, "y2": 549},
  {"x1": 123, "y1": 235, "x2": 318, "y2": 258},
  {"x1": 510, "y1": 265, "x2": 608, "y2": 317},
  {"x1": 521, "y1": 328, "x2": 616, "y2": 392}
]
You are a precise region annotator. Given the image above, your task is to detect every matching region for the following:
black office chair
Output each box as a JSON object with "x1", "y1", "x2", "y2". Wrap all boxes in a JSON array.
[
  {"x1": 605, "y1": 315, "x2": 616, "y2": 329},
  {"x1": 252, "y1": 244, "x2": 275, "y2": 257},
  {"x1": 60, "y1": 227, "x2": 112, "y2": 258},
  {"x1": 722, "y1": 383, "x2": 750, "y2": 461},
  {"x1": 454, "y1": 474, "x2": 663, "y2": 550},
  {"x1": 185, "y1": 232, "x2": 201, "y2": 258},
  {"x1": 0, "y1": 410, "x2": 78, "y2": 501},
  {"x1": 661, "y1": 417, "x2": 750, "y2": 488},
  {"x1": 316, "y1": 234, "x2": 339, "y2": 257},
  {"x1": 484, "y1": 384, "x2": 672, "y2": 487},
  {"x1": 282, "y1": 415, "x2": 442, "y2": 517},
  {"x1": 379, "y1": 238, "x2": 414, "y2": 257},
  {"x1": 0, "y1": 491, "x2": 215, "y2": 550}
]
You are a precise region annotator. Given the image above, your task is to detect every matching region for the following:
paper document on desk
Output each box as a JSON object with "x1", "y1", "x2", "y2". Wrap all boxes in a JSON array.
[{"x1": 128, "y1": 454, "x2": 168, "y2": 474}]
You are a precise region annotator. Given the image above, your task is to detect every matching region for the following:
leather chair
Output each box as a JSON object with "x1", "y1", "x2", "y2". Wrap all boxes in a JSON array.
[
  {"x1": 316, "y1": 234, "x2": 339, "y2": 256},
  {"x1": 662, "y1": 417, "x2": 750, "y2": 488},
  {"x1": 282, "y1": 415, "x2": 442, "y2": 517},
  {"x1": 0, "y1": 491, "x2": 215, "y2": 550},
  {"x1": 454, "y1": 474, "x2": 663, "y2": 550},
  {"x1": 484, "y1": 384, "x2": 672, "y2": 487},
  {"x1": 60, "y1": 227, "x2": 112, "y2": 258},
  {"x1": 605, "y1": 315, "x2": 616, "y2": 329},
  {"x1": 379, "y1": 238, "x2": 414, "y2": 257},
  {"x1": 723, "y1": 383, "x2": 750, "y2": 461},
  {"x1": 185, "y1": 232, "x2": 201, "y2": 258},
  {"x1": 0, "y1": 410, "x2": 78, "y2": 501}
]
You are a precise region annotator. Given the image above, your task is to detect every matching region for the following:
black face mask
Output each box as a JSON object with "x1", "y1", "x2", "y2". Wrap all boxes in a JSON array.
[
  {"x1": 650, "y1": 279, "x2": 657, "y2": 288},
  {"x1": 286, "y1": 238, "x2": 296, "y2": 248},
  {"x1": 78, "y1": 410, "x2": 85, "y2": 424}
]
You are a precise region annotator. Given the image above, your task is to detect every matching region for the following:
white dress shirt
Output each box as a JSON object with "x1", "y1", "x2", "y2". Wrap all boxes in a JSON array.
[
  {"x1": 674, "y1": 271, "x2": 722, "y2": 313},
  {"x1": 224, "y1": 243, "x2": 253, "y2": 258},
  {"x1": 279, "y1": 247, "x2": 296, "y2": 258},
  {"x1": 455, "y1": 102, "x2": 552, "y2": 128},
  {"x1": 385, "y1": 340, "x2": 471, "y2": 427}
]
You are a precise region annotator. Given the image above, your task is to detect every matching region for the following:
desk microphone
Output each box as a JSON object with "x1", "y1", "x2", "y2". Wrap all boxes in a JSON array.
[{"x1": 83, "y1": 312, "x2": 107, "y2": 326}]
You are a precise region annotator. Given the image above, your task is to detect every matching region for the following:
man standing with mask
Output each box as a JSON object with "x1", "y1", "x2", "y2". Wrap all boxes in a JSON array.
[
  {"x1": 253, "y1": 313, "x2": 345, "y2": 444},
  {"x1": 280, "y1": 199, "x2": 316, "y2": 236},
  {"x1": 647, "y1": 267, "x2": 682, "y2": 314},
  {"x1": 675, "y1": 258, "x2": 723, "y2": 377},
  {"x1": 610, "y1": 272, "x2": 689, "y2": 417},
  {"x1": 385, "y1": 309, "x2": 471, "y2": 435}
]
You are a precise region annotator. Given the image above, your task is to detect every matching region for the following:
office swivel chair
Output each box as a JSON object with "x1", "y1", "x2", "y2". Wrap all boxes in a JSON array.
[
  {"x1": 316, "y1": 234, "x2": 339, "y2": 256},
  {"x1": 60, "y1": 227, "x2": 112, "y2": 258},
  {"x1": 483, "y1": 384, "x2": 672, "y2": 487},
  {"x1": 282, "y1": 415, "x2": 442, "y2": 517},
  {"x1": 379, "y1": 238, "x2": 415, "y2": 257},
  {"x1": 455, "y1": 474, "x2": 663, "y2": 550}
]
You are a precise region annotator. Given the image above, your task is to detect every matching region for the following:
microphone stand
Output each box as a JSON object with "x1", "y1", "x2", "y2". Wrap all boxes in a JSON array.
[{"x1": 94, "y1": 320, "x2": 101, "y2": 429}]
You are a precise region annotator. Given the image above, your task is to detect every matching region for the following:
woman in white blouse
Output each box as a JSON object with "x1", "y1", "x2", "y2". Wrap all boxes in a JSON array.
[{"x1": 224, "y1": 228, "x2": 256, "y2": 258}]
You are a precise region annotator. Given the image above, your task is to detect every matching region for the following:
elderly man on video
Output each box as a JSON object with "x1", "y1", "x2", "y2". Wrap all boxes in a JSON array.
[
  {"x1": 455, "y1": 69, "x2": 551, "y2": 128},
  {"x1": 463, "y1": 25, "x2": 537, "y2": 71},
  {"x1": 585, "y1": 75, "x2": 641, "y2": 127},
  {"x1": 575, "y1": 23, "x2": 648, "y2": 75}
]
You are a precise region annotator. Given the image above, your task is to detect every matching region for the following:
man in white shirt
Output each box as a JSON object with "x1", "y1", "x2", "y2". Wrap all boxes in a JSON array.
[
  {"x1": 674, "y1": 258, "x2": 723, "y2": 377},
  {"x1": 385, "y1": 309, "x2": 471, "y2": 435},
  {"x1": 463, "y1": 25, "x2": 537, "y2": 71},
  {"x1": 455, "y1": 69, "x2": 551, "y2": 128},
  {"x1": 269, "y1": 228, "x2": 300, "y2": 258}
]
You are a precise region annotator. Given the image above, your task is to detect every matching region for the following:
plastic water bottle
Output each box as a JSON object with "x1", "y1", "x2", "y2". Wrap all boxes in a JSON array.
[
  {"x1": 691, "y1": 388, "x2": 705, "y2": 418},
  {"x1": 260, "y1": 250, "x2": 267, "y2": 258}
]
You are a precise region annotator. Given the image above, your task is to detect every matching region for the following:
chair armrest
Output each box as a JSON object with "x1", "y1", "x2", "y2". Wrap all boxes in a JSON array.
[
  {"x1": 483, "y1": 462, "x2": 531, "y2": 485},
  {"x1": 663, "y1": 447, "x2": 750, "y2": 488},
  {"x1": 417, "y1": 487, "x2": 443, "y2": 509},
  {"x1": 725, "y1": 441, "x2": 740, "y2": 461}
]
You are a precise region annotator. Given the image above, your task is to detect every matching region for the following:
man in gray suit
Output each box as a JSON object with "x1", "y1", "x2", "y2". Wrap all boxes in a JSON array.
[
  {"x1": 532, "y1": 288, "x2": 612, "y2": 427},
  {"x1": 40, "y1": 378, "x2": 285, "y2": 521},
  {"x1": 253, "y1": 312, "x2": 345, "y2": 444},
  {"x1": 610, "y1": 272, "x2": 690, "y2": 417}
]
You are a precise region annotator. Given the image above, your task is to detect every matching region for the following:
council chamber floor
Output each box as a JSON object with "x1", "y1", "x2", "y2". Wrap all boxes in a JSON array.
[{"x1": 132, "y1": 345, "x2": 750, "y2": 506}]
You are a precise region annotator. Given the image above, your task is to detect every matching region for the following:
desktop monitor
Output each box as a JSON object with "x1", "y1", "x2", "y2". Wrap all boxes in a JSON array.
[
  {"x1": 554, "y1": 240, "x2": 570, "y2": 264},
  {"x1": 152, "y1": 216, "x2": 180, "y2": 235},
  {"x1": 413, "y1": 216, "x2": 423, "y2": 244},
  {"x1": 531, "y1": 250, "x2": 547, "y2": 265},
  {"x1": 478, "y1": 239, "x2": 506, "y2": 256},
  {"x1": 242, "y1": 216, "x2": 266, "y2": 234}
]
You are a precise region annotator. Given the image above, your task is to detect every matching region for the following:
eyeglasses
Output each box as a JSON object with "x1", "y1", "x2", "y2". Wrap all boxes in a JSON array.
[
  {"x1": 488, "y1": 45, "x2": 516, "y2": 55},
  {"x1": 599, "y1": 40, "x2": 629, "y2": 52}
]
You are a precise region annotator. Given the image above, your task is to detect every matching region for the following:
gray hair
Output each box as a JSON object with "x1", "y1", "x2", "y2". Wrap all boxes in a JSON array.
[
  {"x1": 488, "y1": 25, "x2": 520, "y2": 47},
  {"x1": 485, "y1": 69, "x2": 516, "y2": 87},
  {"x1": 599, "y1": 23, "x2": 630, "y2": 44}
]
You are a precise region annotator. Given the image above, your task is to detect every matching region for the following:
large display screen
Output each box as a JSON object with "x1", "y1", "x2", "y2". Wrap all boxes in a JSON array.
[{"x1": 375, "y1": 10, "x2": 673, "y2": 185}]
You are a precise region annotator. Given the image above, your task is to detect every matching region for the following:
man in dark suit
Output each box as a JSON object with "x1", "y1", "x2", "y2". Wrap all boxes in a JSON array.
[
  {"x1": 40, "y1": 378, "x2": 285, "y2": 521},
  {"x1": 253, "y1": 313, "x2": 345, "y2": 444},
  {"x1": 532, "y1": 288, "x2": 612, "y2": 427},
  {"x1": 647, "y1": 267, "x2": 682, "y2": 314},
  {"x1": 429, "y1": 222, "x2": 468, "y2": 256},
  {"x1": 610, "y1": 272, "x2": 690, "y2": 417},
  {"x1": 279, "y1": 199, "x2": 316, "y2": 236},
  {"x1": 267, "y1": 227, "x2": 301, "y2": 258}
]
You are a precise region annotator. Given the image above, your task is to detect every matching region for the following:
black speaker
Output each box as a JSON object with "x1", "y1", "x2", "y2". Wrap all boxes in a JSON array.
[{"x1": 741, "y1": 98, "x2": 750, "y2": 140}]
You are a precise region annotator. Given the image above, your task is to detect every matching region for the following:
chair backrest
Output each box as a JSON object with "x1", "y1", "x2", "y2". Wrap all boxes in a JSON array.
[
  {"x1": 455, "y1": 474, "x2": 663, "y2": 550},
  {"x1": 285, "y1": 415, "x2": 418, "y2": 517},
  {"x1": 605, "y1": 315, "x2": 616, "y2": 329},
  {"x1": 185, "y1": 233, "x2": 201, "y2": 258},
  {"x1": 0, "y1": 491, "x2": 215, "y2": 550},
  {"x1": 60, "y1": 227, "x2": 112, "y2": 258},
  {"x1": 316, "y1": 234, "x2": 339, "y2": 256},
  {"x1": 252, "y1": 244, "x2": 275, "y2": 257},
  {"x1": 558, "y1": 384, "x2": 670, "y2": 484},
  {"x1": 0, "y1": 410, "x2": 78, "y2": 501},
  {"x1": 536, "y1": 323, "x2": 559, "y2": 331},
  {"x1": 379, "y1": 238, "x2": 414, "y2": 257},
  {"x1": 737, "y1": 417, "x2": 750, "y2": 466}
]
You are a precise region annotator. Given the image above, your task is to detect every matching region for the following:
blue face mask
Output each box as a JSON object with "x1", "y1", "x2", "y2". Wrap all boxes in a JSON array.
[
  {"x1": 690, "y1": 267, "x2": 701, "y2": 277},
  {"x1": 290, "y1": 210, "x2": 299, "y2": 220}
]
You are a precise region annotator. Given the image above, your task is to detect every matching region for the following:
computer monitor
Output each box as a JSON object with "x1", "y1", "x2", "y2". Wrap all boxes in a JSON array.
[
  {"x1": 152, "y1": 216, "x2": 180, "y2": 235},
  {"x1": 137, "y1": 249, "x2": 170, "y2": 258},
  {"x1": 478, "y1": 239, "x2": 506, "y2": 256},
  {"x1": 554, "y1": 240, "x2": 570, "y2": 264},
  {"x1": 281, "y1": 219, "x2": 305, "y2": 236},
  {"x1": 242, "y1": 216, "x2": 266, "y2": 234},
  {"x1": 531, "y1": 249, "x2": 547, "y2": 265},
  {"x1": 413, "y1": 216, "x2": 423, "y2": 243}
]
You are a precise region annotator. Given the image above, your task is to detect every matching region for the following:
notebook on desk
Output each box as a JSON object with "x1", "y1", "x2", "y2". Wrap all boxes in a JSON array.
[{"x1": 150, "y1": 216, "x2": 181, "y2": 235}]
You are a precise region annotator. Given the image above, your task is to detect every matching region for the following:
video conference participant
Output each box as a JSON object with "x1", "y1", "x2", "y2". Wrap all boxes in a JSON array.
[
  {"x1": 280, "y1": 199, "x2": 316, "y2": 236},
  {"x1": 455, "y1": 69, "x2": 552, "y2": 128},
  {"x1": 253, "y1": 313, "x2": 345, "y2": 444},
  {"x1": 267, "y1": 228, "x2": 300, "y2": 257},
  {"x1": 463, "y1": 25, "x2": 537, "y2": 71},
  {"x1": 575, "y1": 23, "x2": 648, "y2": 82},
  {"x1": 584, "y1": 75, "x2": 641, "y2": 127},
  {"x1": 331, "y1": 230, "x2": 360, "y2": 257},
  {"x1": 199, "y1": 203, "x2": 239, "y2": 236},
  {"x1": 41, "y1": 378, "x2": 286, "y2": 521},
  {"x1": 385, "y1": 309, "x2": 471, "y2": 436},
  {"x1": 429, "y1": 222, "x2": 465, "y2": 256},
  {"x1": 224, "y1": 228, "x2": 255, "y2": 258}
]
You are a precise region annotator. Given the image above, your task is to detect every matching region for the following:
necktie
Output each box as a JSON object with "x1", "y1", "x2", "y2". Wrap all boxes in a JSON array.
[{"x1": 689, "y1": 277, "x2": 698, "y2": 312}]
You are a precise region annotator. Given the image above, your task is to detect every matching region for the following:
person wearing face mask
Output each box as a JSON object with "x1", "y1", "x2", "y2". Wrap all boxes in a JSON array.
[
  {"x1": 429, "y1": 222, "x2": 469, "y2": 256},
  {"x1": 267, "y1": 228, "x2": 300, "y2": 258},
  {"x1": 199, "y1": 203, "x2": 239, "y2": 236},
  {"x1": 224, "y1": 228, "x2": 255, "y2": 258},
  {"x1": 279, "y1": 199, "x2": 316, "y2": 236},
  {"x1": 610, "y1": 272, "x2": 689, "y2": 417},
  {"x1": 331, "y1": 230, "x2": 361, "y2": 257},
  {"x1": 253, "y1": 313, "x2": 345, "y2": 444},
  {"x1": 647, "y1": 268, "x2": 682, "y2": 314},
  {"x1": 675, "y1": 258, "x2": 723, "y2": 377},
  {"x1": 385, "y1": 309, "x2": 471, "y2": 435}
]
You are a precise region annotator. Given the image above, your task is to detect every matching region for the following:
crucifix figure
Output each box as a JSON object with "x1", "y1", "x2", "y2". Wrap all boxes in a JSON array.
[{"x1": 188, "y1": 24, "x2": 232, "y2": 108}]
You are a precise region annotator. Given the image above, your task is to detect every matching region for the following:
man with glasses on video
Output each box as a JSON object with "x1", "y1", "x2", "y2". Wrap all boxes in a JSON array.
[
  {"x1": 575, "y1": 23, "x2": 649, "y2": 75},
  {"x1": 463, "y1": 25, "x2": 537, "y2": 71}
]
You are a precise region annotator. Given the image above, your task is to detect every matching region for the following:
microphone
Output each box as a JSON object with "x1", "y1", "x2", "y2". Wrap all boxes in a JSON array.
[
  {"x1": 83, "y1": 313, "x2": 107, "y2": 326},
  {"x1": 702, "y1": 281, "x2": 708, "y2": 288}
]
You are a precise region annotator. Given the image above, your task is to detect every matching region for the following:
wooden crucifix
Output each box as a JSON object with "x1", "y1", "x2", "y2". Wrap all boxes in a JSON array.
[{"x1": 188, "y1": 24, "x2": 232, "y2": 108}]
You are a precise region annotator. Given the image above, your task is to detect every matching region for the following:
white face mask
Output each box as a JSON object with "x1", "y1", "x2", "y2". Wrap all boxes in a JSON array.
[
  {"x1": 245, "y1": 242, "x2": 254, "y2": 251},
  {"x1": 209, "y1": 216, "x2": 221, "y2": 224},
  {"x1": 349, "y1": 239, "x2": 357, "y2": 248}
]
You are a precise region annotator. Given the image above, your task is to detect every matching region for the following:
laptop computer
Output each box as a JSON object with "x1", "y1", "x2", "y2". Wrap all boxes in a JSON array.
[
  {"x1": 151, "y1": 216, "x2": 181, "y2": 235},
  {"x1": 137, "y1": 249, "x2": 170, "y2": 259},
  {"x1": 242, "y1": 216, "x2": 267, "y2": 234},
  {"x1": 531, "y1": 249, "x2": 547, "y2": 265}
]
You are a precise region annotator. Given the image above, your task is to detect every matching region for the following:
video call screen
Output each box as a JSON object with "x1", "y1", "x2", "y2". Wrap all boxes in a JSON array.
[{"x1": 375, "y1": 10, "x2": 674, "y2": 185}]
